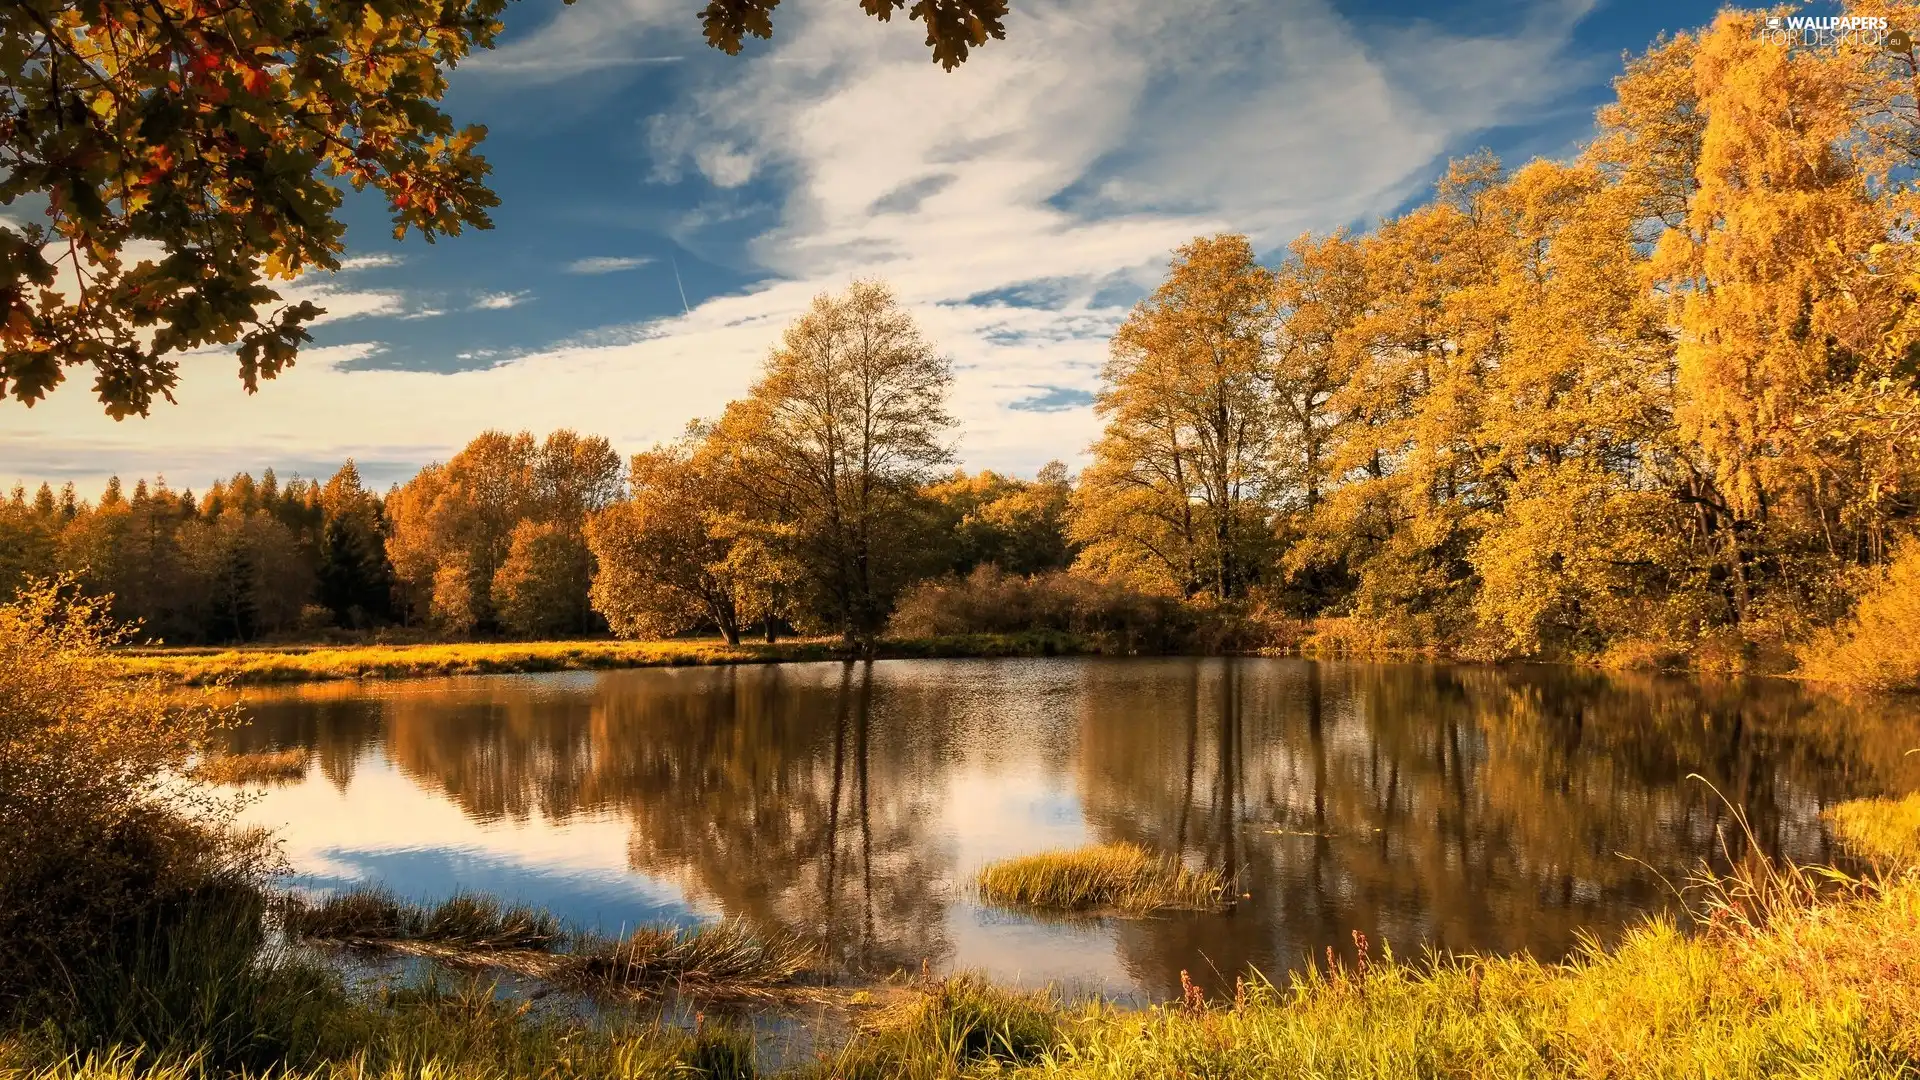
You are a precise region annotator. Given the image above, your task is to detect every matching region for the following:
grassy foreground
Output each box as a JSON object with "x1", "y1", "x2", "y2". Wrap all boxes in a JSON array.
[
  {"x1": 109, "y1": 631, "x2": 1102, "y2": 686},
  {"x1": 8, "y1": 868, "x2": 1920, "y2": 1079}
]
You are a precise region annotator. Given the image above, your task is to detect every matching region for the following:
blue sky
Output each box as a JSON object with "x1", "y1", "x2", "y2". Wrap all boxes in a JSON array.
[{"x1": 7, "y1": 0, "x2": 1731, "y2": 497}]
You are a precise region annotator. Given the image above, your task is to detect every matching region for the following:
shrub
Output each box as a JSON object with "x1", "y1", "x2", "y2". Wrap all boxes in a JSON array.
[
  {"x1": 0, "y1": 579, "x2": 297, "y2": 1062},
  {"x1": 886, "y1": 566, "x2": 1200, "y2": 652},
  {"x1": 1797, "y1": 540, "x2": 1920, "y2": 692},
  {"x1": 0, "y1": 581, "x2": 261, "y2": 1014}
]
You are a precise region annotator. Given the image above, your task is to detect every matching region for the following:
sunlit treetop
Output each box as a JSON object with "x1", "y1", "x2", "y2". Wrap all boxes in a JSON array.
[{"x1": 0, "y1": 0, "x2": 1006, "y2": 420}]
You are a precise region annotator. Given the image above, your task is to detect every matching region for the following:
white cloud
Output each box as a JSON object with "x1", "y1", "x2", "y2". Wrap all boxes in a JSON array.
[
  {"x1": 460, "y1": 0, "x2": 686, "y2": 83},
  {"x1": 471, "y1": 291, "x2": 531, "y2": 311},
  {"x1": 337, "y1": 253, "x2": 404, "y2": 271},
  {"x1": 278, "y1": 279, "x2": 406, "y2": 326},
  {"x1": 12, "y1": 0, "x2": 1597, "y2": 490},
  {"x1": 565, "y1": 256, "x2": 654, "y2": 275}
]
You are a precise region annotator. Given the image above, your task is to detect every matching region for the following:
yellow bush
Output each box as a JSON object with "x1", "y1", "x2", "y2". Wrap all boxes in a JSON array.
[
  {"x1": 1798, "y1": 541, "x2": 1920, "y2": 692},
  {"x1": 0, "y1": 579, "x2": 252, "y2": 1011}
]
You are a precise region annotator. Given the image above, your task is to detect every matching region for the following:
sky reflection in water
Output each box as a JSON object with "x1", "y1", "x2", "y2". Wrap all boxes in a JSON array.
[{"x1": 231, "y1": 657, "x2": 1920, "y2": 1002}]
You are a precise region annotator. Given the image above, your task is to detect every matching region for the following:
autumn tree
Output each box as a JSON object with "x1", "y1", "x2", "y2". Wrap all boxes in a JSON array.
[
  {"x1": 385, "y1": 429, "x2": 618, "y2": 633},
  {"x1": 1073, "y1": 235, "x2": 1279, "y2": 600},
  {"x1": 587, "y1": 437, "x2": 757, "y2": 643},
  {"x1": 0, "y1": 0, "x2": 1005, "y2": 418},
  {"x1": 492, "y1": 519, "x2": 591, "y2": 637},
  {"x1": 1651, "y1": 11, "x2": 1910, "y2": 629},
  {"x1": 924, "y1": 463, "x2": 1075, "y2": 576},
  {"x1": 705, "y1": 281, "x2": 953, "y2": 644}
]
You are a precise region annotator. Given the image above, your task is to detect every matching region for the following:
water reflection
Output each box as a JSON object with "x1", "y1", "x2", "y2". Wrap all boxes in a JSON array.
[{"x1": 230, "y1": 658, "x2": 1920, "y2": 1001}]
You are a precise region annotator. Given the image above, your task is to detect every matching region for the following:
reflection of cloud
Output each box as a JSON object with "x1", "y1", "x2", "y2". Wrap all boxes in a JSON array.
[
  {"x1": 243, "y1": 754, "x2": 707, "y2": 926},
  {"x1": 565, "y1": 256, "x2": 654, "y2": 274}
]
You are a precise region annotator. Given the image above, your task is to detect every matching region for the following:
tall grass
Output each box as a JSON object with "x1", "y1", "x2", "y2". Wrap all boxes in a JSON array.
[
  {"x1": 797, "y1": 976, "x2": 1060, "y2": 1080},
  {"x1": 110, "y1": 638, "x2": 846, "y2": 686},
  {"x1": 285, "y1": 890, "x2": 816, "y2": 999},
  {"x1": 189, "y1": 750, "x2": 309, "y2": 786},
  {"x1": 974, "y1": 844, "x2": 1228, "y2": 914},
  {"x1": 1827, "y1": 793, "x2": 1920, "y2": 867},
  {"x1": 1002, "y1": 883, "x2": 1920, "y2": 1079},
  {"x1": 3, "y1": 980, "x2": 761, "y2": 1080}
]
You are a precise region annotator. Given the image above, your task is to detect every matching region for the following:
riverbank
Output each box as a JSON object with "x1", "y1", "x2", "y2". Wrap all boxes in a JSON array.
[
  {"x1": 109, "y1": 630, "x2": 1107, "y2": 686},
  {"x1": 8, "y1": 855, "x2": 1919, "y2": 1078}
]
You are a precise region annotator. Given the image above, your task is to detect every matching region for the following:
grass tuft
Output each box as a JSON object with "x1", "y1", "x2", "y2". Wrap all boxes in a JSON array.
[
  {"x1": 799, "y1": 975, "x2": 1059, "y2": 1080},
  {"x1": 974, "y1": 843, "x2": 1228, "y2": 914},
  {"x1": 1826, "y1": 793, "x2": 1920, "y2": 867},
  {"x1": 284, "y1": 889, "x2": 814, "y2": 1000},
  {"x1": 574, "y1": 921, "x2": 818, "y2": 995},
  {"x1": 189, "y1": 749, "x2": 308, "y2": 785}
]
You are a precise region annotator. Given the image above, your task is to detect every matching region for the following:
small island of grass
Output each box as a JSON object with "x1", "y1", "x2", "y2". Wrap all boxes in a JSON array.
[
  {"x1": 188, "y1": 749, "x2": 309, "y2": 785},
  {"x1": 974, "y1": 843, "x2": 1229, "y2": 914}
]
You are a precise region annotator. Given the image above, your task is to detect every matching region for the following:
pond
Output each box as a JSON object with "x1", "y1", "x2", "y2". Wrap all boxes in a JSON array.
[{"x1": 226, "y1": 657, "x2": 1920, "y2": 1003}]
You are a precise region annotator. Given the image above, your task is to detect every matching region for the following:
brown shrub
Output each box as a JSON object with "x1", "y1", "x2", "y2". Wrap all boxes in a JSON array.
[{"x1": 0, "y1": 579, "x2": 267, "y2": 1016}]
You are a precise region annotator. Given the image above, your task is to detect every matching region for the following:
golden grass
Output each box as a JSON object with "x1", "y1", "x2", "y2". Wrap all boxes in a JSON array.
[
  {"x1": 14, "y1": 870, "x2": 1920, "y2": 1078},
  {"x1": 188, "y1": 749, "x2": 308, "y2": 785},
  {"x1": 1796, "y1": 541, "x2": 1920, "y2": 692},
  {"x1": 1826, "y1": 793, "x2": 1920, "y2": 867},
  {"x1": 973, "y1": 843, "x2": 1228, "y2": 914},
  {"x1": 283, "y1": 889, "x2": 816, "y2": 1000},
  {"x1": 994, "y1": 880, "x2": 1920, "y2": 1078},
  {"x1": 110, "y1": 638, "x2": 844, "y2": 686},
  {"x1": 108, "y1": 633, "x2": 1115, "y2": 687}
]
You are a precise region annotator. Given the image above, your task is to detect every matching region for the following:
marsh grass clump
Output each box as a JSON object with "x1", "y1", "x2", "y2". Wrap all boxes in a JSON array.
[
  {"x1": 573, "y1": 921, "x2": 818, "y2": 996},
  {"x1": 1825, "y1": 793, "x2": 1920, "y2": 868},
  {"x1": 284, "y1": 890, "x2": 566, "y2": 953},
  {"x1": 801, "y1": 975, "x2": 1059, "y2": 1080},
  {"x1": 285, "y1": 890, "x2": 814, "y2": 1000},
  {"x1": 974, "y1": 843, "x2": 1227, "y2": 914},
  {"x1": 189, "y1": 749, "x2": 308, "y2": 785}
]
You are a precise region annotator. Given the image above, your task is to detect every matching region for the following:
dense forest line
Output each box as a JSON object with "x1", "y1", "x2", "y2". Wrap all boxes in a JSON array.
[
  {"x1": 0, "y1": 420, "x2": 1077, "y2": 647},
  {"x1": 4, "y1": 12, "x2": 1920, "y2": 687}
]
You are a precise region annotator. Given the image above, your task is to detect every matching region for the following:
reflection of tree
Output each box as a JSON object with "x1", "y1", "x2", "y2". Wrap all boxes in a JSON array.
[
  {"x1": 610, "y1": 663, "x2": 954, "y2": 973},
  {"x1": 234, "y1": 659, "x2": 1920, "y2": 1001},
  {"x1": 1079, "y1": 660, "x2": 1920, "y2": 998},
  {"x1": 225, "y1": 691, "x2": 382, "y2": 792}
]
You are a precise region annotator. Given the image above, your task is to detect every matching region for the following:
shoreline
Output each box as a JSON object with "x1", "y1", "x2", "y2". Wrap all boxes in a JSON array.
[
  {"x1": 108, "y1": 631, "x2": 1883, "y2": 691},
  {"x1": 108, "y1": 630, "x2": 1125, "y2": 686}
]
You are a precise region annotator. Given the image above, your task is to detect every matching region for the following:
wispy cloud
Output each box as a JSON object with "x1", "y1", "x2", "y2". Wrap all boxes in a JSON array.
[
  {"x1": 12, "y1": 0, "x2": 1603, "y2": 491},
  {"x1": 461, "y1": 0, "x2": 687, "y2": 84},
  {"x1": 565, "y1": 256, "x2": 654, "y2": 275},
  {"x1": 471, "y1": 291, "x2": 531, "y2": 311},
  {"x1": 337, "y1": 254, "x2": 404, "y2": 271}
]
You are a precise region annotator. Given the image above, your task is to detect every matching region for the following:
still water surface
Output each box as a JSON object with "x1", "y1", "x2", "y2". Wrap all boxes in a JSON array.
[{"x1": 228, "y1": 657, "x2": 1920, "y2": 1001}]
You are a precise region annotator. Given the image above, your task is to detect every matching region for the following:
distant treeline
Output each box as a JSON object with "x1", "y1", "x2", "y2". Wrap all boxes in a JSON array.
[{"x1": 0, "y1": 418, "x2": 1076, "y2": 646}]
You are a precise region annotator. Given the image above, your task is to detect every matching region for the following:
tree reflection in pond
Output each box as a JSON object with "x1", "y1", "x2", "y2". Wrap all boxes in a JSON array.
[{"x1": 230, "y1": 658, "x2": 1920, "y2": 1000}]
